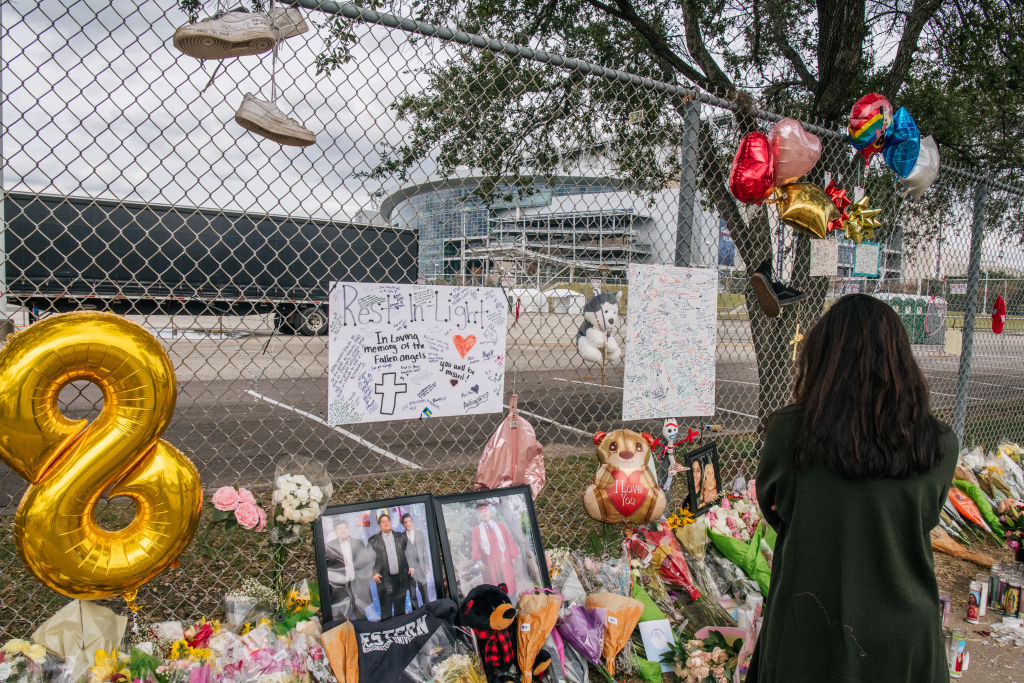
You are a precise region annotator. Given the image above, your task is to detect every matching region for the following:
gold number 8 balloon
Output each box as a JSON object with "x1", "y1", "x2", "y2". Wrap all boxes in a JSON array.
[{"x1": 0, "y1": 312, "x2": 202, "y2": 606}]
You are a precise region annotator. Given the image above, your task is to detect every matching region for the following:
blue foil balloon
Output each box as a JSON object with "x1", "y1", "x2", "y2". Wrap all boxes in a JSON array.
[{"x1": 883, "y1": 107, "x2": 920, "y2": 178}]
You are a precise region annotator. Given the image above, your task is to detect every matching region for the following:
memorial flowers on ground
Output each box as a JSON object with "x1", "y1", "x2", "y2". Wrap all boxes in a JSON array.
[
  {"x1": 999, "y1": 499, "x2": 1024, "y2": 551},
  {"x1": 0, "y1": 639, "x2": 49, "y2": 682},
  {"x1": 662, "y1": 629, "x2": 742, "y2": 683}
]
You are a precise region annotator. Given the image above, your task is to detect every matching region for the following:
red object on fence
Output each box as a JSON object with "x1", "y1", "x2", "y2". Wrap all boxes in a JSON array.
[{"x1": 992, "y1": 295, "x2": 1006, "y2": 334}]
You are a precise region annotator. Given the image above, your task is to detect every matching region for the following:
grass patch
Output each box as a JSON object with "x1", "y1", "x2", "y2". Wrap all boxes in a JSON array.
[
  {"x1": 717, "y1": 293, "x2": 746, "y2": 315},
  {"x1": 945, "y1": 313, "x2": 1024, "y2": 332},
  {"x1": 961, "y1": 399, "x2": 1024, "y2": 448}
]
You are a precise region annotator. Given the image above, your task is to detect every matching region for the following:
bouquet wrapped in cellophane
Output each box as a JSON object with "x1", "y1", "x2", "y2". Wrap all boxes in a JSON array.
[{"x1": 402, "y1": 628, "x2": 485, "y2": 683}]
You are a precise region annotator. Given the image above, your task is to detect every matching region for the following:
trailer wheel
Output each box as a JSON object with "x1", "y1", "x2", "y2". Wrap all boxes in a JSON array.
[
  {"x1": 274, "y1": 311, "x2": 296, "y2": 335},
  {"x1": 296, "y1": 305, "x2": 328, "y2": 336}
]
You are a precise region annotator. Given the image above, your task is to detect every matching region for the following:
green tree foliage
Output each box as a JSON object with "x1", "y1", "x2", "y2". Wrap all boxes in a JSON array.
[{"x1": 345, "y1": 0, "x2": 1018, "y2": 416}]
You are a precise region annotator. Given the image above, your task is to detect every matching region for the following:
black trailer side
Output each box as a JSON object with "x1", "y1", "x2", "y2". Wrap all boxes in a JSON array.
[{"x1": 2, "y1": 192, "x2": 418, "y2": 334}]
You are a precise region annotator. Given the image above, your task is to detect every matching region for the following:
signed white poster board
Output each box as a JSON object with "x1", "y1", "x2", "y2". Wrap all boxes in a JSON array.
[
  {"x1": 852, "y1": 241, "x2": 881, "y2": 278},
  {"x1": 622, "y1": 265, "x2": 717, "y2": 420},
  {"x1": 328, "y1": 283, "x2": 507, "y2": 425},
  {"x1": 810, "y1": 239, "x2": 839, "y2": 277}
]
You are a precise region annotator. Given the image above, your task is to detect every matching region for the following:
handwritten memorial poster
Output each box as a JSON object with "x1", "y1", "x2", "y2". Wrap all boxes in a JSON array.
[
  {"x1": 328, "y1": 283, "x2": 508, "y2": 424},
  {"x1": 853, "y1": 241, "x2": 881, "y2": 277},
  {"x1": 810, "y1": 239, "x2": 839, "y2": 277},
  {"x1": 622, "y1": 265, "x2": 717, "y2": 420}
]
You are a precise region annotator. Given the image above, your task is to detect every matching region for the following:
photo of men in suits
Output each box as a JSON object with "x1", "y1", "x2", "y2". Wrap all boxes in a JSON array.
[
  {"x1": 324, "y1": 520, "x2": 373, "y2": 621},
  {"x1": 319, "y1": 501, "x2": 439, "y2": 623},
  {"x1": 401, "y1": 512, "x2": 430, "y2": 608},
  {"x1": 367, "y1": 511, "x2": 412, "y2": 620}
]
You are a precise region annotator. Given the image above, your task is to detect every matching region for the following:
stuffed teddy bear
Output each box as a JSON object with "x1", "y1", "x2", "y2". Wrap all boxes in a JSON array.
[
  {"x1": 576, "y1": 291, "x2": 622, "y2": 363},
  {"x1": 458, "y1": 584, "x2": 519, "y2": 683},
  {"x1": 457, "y1": 585, "x2": 554, "y2": 683},
  {"x1": 531, "y1": 650, "x2": 552, "y2": 681},
  {"x1": 583, "y1": 429, "x2": 667, "y2": 524}
]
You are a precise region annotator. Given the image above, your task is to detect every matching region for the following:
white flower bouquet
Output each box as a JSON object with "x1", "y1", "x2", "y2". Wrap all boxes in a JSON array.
[{"x1": 270, "y1": 456, "x2": 332, "y2": 545}]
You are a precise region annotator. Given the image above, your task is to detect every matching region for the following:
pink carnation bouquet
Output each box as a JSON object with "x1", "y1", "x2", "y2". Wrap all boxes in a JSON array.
[{"x1": 199, "y1": 486, "x2": 268, "y2": 558}]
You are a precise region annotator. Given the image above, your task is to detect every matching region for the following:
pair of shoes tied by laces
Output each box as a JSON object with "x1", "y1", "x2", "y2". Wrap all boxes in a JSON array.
[
  {"x1": 235, "y1": 93, "x2": 315, "y2": 147},
  {"x1": 173, "y1": 7, "x2": 307, "y2": 60},
  {"x1": 173, "y1": 8, "x2": 315, "y2": 147}
]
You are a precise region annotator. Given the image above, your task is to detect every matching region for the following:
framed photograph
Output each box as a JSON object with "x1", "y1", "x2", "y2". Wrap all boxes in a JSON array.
[
  {"x1": 685, "y1": 442, "x2": 721, "y2": 516},
  {"x1": 314, "y1": 494, "x2": 443, "y2": 626},
  {"x1": 434, "y1": 486, "x2": 550, "y2": 606}
]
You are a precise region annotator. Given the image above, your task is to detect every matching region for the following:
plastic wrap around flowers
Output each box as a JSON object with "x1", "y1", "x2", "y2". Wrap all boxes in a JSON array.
[
  {"x1": 706, "y1": 495, "x2": 761, "y2": 543},
  {"x1": 86, "y1": 616, "x2": 332, "y2": 683},
  {"x1": 705, "y1": 484, "x2": 774, "y2": 596},
  {"x1": 271, "y1": 457, "x2": 332, "y2": 545}
]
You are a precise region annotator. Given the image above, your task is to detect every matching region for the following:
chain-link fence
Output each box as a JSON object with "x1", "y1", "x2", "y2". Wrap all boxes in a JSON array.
[{"x1": 2, "y1": 0, "x2": 1023, "y2": 637}]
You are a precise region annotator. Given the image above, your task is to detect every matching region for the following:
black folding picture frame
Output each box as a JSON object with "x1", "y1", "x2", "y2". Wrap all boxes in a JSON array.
[
  {"x1": 314, "y1": 493, "x2": 444, "y2": 628},
  {"x1": 684, "y1": 442, "x2": 721, "y2": 516},
  {"x1": 433, "y1": 485, "x2": 550, "y2": 606}
]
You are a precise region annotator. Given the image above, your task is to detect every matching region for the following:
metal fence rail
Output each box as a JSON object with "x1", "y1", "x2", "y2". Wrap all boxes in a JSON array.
[{"x1": 1, "y1": 0, "x2": 1023, "y2": 637}]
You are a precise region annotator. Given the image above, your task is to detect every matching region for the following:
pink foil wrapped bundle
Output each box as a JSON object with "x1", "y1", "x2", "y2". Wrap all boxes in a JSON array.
[
  {"x1": 475, "y1": 394, "x2": 545, "y2": 498},
  {"x1": 187, "y1": 664, "x2": 210, "y2": 683}
]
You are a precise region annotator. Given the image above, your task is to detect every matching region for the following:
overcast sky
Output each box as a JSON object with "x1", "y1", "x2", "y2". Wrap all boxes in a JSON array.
[
  {"x1": 1, "y1": 0, "x2": 450, "y2": 219},
  {"x1": 1, "y1": 0, "x2": 1017, "y2": 274}
]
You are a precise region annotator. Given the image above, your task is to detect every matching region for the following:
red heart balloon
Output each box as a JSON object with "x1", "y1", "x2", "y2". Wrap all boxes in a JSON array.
[
  {"x1": 608, "y1": 469, "x2": 649, "y2": 518},
  {"x1": 729, "y1": 132, "x2": 776, "y2": 205}
]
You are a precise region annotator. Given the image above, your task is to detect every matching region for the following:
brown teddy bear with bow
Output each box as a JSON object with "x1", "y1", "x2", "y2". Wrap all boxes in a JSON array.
[{"x1": 583, "y1": 429, "x2": 666, "y2": 524}]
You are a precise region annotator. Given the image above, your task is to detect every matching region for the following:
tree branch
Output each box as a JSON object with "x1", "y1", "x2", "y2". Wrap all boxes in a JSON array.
[
  {"x1": 766, "y1": 0, "x2": 819, "y2": 93},
  {"x1": 582, "y1": 0, "x2": 716, "y2": 90},
  {"x1": 676, "y1": 0, "x2": 735, "y2": 95},
  {"x1": 881, "y1": 0, "x2": 944, "y2": 99}
]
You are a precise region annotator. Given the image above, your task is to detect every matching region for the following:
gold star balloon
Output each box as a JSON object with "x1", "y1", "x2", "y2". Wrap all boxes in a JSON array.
[
  {"x1": 844, "y1": 195, "x2": 882, "y2": 244},
  {"x1": 774, "y1": 183, "x2": 840, "y2": 239}
]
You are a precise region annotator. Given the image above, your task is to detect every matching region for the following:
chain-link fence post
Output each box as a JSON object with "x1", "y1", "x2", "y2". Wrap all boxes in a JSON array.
[
  {"x1": 952, "y1": 180, "x2": 988, "y2": 443},
  {"x1": 0, "y1": 191, "x2": 9, "y2": 341},
  {"x1": 1, "y1": 100, "x2": 7, "y2": 325}
]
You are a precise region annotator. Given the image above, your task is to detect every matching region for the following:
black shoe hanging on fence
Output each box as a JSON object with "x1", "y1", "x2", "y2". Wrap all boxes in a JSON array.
[{"x1": 750, "y1": 260, "x2": 807, "y2": 317}]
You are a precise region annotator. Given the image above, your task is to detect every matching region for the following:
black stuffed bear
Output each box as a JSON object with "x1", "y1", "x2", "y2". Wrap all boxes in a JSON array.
[
  {"x1": 458, "y1": 584, "x2": 519, "y2": 683},
  {"x1": 457, "y1": 584, "x2": 554, "y2": 683}
]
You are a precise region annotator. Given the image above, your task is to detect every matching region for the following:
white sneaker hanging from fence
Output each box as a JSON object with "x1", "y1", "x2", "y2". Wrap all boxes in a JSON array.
[
  {"x1": 234, "y1": 93, "x2": 316, "y2": 147},
  {"x1": 268, "y1": 6, "x2": 308, "y2": 40},
  {"x1": 173, "y1": 7, "x2": 308, "y2": 60}
]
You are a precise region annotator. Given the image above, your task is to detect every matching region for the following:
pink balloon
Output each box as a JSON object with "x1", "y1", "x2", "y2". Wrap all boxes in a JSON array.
[
  {"x1": 769, "y1": 118, "x2": 822, "y2": 186},
  {"x1": 729, "y1": 132, "x2": 775, "y2": 205}
]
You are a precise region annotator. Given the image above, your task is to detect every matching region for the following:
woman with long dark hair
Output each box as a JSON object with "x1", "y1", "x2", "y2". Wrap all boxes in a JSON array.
[{"x1": 747, "y1": 294, "x2": 958, "y2": 681}]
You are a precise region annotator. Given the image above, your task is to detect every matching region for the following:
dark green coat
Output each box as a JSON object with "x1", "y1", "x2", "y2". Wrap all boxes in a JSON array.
[{"x1": 747, "y1": 405, "x2": 959, "y2": 682}]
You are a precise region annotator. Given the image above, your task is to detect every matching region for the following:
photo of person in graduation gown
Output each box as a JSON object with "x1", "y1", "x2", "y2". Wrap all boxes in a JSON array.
[
  {"x1": 401, "y1": 512, "x2": 431, "y2": 608},
  {"x1": 471, "y1": 501, "x2": 521, "y2": 596},
  {"x1": 367, "y1": 511, "x2": 411, "y2": 620},
  {"x1": 324, "y1": 519, "x2": 373, "y2": 621}
]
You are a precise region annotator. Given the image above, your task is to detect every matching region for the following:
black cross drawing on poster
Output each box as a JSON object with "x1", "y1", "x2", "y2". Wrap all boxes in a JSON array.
[{"x1": 374, "y1": 372, "x2": 407, "y2": 415}]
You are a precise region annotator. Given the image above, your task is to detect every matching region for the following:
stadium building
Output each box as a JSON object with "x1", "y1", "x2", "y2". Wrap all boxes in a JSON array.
[{"x1": 378, "y1": 170, "x2": 719, "y2": 283}]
